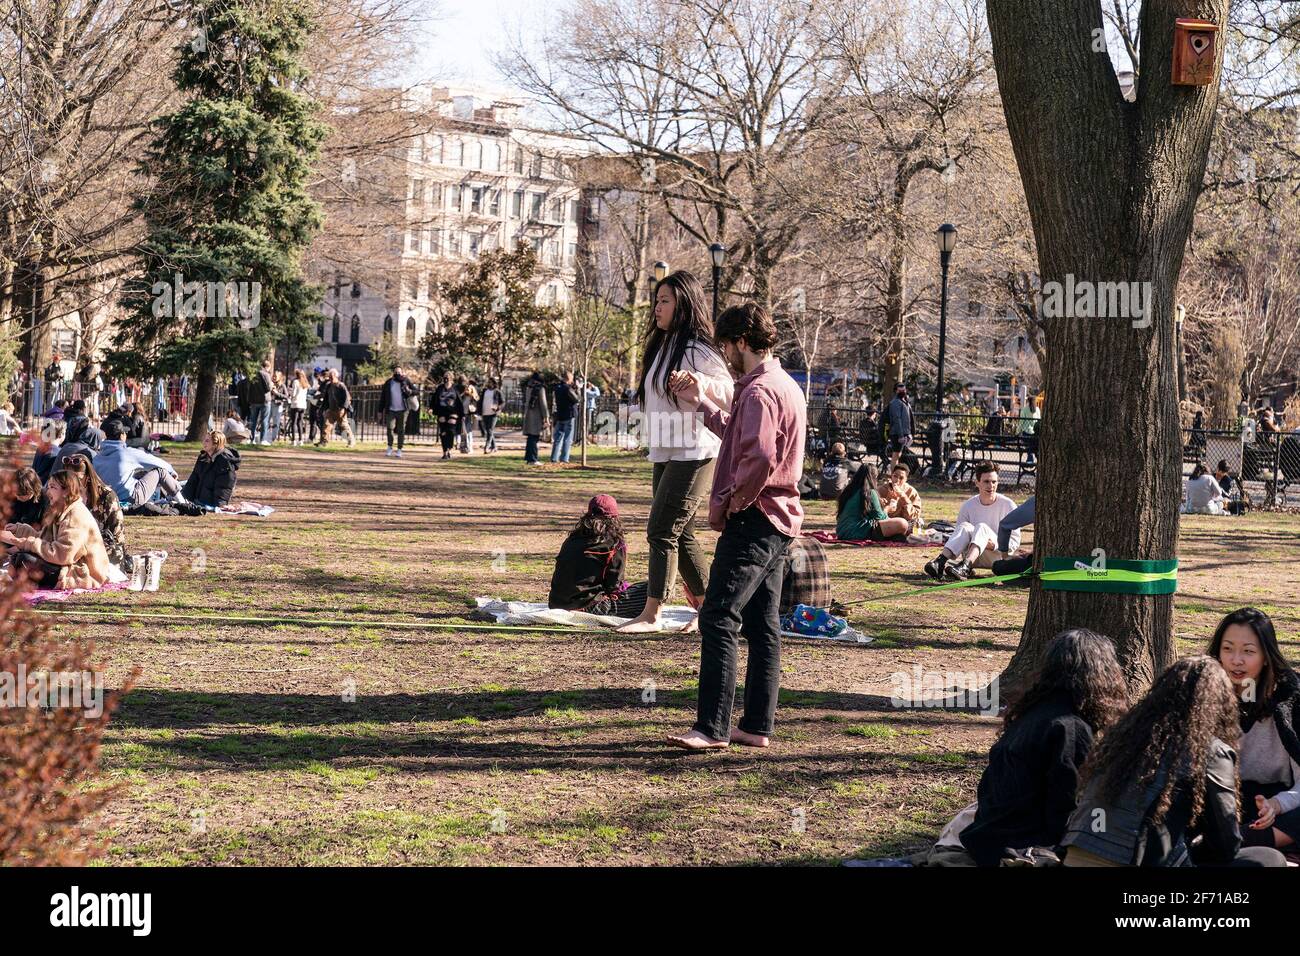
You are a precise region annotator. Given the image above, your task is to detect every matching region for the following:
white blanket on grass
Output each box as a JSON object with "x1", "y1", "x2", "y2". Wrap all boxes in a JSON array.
[{"x1": 473, "y1": 597, "x2": 873, "y2": 644}]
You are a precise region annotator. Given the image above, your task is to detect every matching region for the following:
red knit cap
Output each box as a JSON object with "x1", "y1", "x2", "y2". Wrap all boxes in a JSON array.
[{"x1": 588, "y1": 494, "x2": 619, "y2": 518}]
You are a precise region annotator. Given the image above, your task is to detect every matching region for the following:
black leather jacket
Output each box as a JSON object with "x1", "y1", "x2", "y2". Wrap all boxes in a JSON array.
[{"x1": 1062, "y1": 737, "x2": 1243, "y2": 866}]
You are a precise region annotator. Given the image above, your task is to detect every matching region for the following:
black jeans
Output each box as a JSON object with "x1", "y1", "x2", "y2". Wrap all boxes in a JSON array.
[
  {"x1": 694, "y1": 507, "x2": 790, "y2": 740},
  {"x1": 385, "y1": 409, "x2": 406, "y2": 449},
  {"x1": 288, "y1": 407, "x2": 305, "y2": 442}
]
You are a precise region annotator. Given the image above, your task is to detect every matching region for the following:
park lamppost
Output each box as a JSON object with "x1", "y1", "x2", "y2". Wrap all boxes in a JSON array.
[
  {"x1": 653, "y1": 260, "x2": 669, "y2": 284},
  {"x1": 929, "y1": 223, "x2": 958, "y2": 478},
  {"x1": 709, "y1": 243, "x2": 726, "y2": 320},
  {"x1": 1175, "y1": 303, "x2": 1187, "y2": 402}
]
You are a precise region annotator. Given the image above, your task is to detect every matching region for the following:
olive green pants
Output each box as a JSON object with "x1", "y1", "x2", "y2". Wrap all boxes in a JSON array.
[{"x1": 647, "y1": 458, "x2": 716, "y2": 601}]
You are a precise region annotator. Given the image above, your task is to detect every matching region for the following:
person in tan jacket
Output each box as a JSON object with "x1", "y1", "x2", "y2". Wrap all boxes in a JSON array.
[
  {"x1": 1, "y1": 469, "x2": 111, "y2": 589},
  {"x1": 878, "y1": 462, "x2": 923, "y2": 531}
]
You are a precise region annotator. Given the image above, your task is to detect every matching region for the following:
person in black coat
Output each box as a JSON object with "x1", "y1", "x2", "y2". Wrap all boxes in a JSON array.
[
  {"x1": 548, "y1": 495, "x2": 648, "y2": 618},
  {"x1": 63, "y1": 400, "x2": 104, "y2": 450},
  {"x1": 959, "y1": 628, "x2": 1128, "y2": 866},
  {"x1": 180, "y1": 430, "x2": 241, "y2": 508},
  {"x1": 1062, "y1": 656, "x2": 1287, "y2": 867}
]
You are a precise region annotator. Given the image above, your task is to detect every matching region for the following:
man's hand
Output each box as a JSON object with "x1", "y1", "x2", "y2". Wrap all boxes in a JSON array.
[
  {"x1": 0, "y1": 529, "x2": 17, "y2": 546},
  {"x1": 668, "y1": 370, "x2": 702, "y2": 408}
]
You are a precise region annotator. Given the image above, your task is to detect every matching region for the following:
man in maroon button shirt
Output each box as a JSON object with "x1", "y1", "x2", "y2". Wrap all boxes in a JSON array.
[{"x1": 663, "y1": 303, "x2": 807, "y2": 750}]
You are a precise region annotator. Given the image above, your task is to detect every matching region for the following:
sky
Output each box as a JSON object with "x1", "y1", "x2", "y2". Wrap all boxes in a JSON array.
[{"x1": 411, "y1": 0, "x2": 539, "y2": 94}]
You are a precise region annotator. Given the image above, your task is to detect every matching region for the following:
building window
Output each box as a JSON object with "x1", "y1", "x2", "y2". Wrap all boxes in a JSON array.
[
  {"x1": 429, "y1": 229, "x2": 441, "y2": 255},
  {"x1": 451, "y1": 140, "x2": 464, "y2": 166},
  {"x1": 406, "y1": 316, "x2": 417, "y2": 345},
  {"x1": 549, "y1": 199, "x2": 562, "y2": 222},
  {"x1": 468, "y1": 233, "x2": 482, "y2": 258},
  {"x1": 471, "y1": 186, "x2": 484, "y2": 214},
  {"x1": 410, "y1": 177, "x2": 422, "y2": 202},
  {"x1": 567, "y1": 242, "x2": 577, "y2": 265},
  {"x1": 383, "y1": 314, "x2": 393, "y2": 335},
  {"x1": 419, "y1": 271, "x2": 429, "y2": 301},
  {"x1": 331, "y1": 315, "x2": 340, "y2": 342},
  {"x1": 511, "y1": 191, "x2": 523, "y2": 218},
  {"x1": 449, "y1": 184, "x2": 461, "y2": 212},
  {"x1": 485, "y1": 142, "x2": 501, "y2": 171},
  {"x1": 531, "y1": 153, "x2": 543, "y2": 178},
  {"x1": 333, "y1": 272, "x2": 342, "y2": 297},
  {"x1": 544, "y1": 284, "x2": 558, "y2": 306},
  {"x1": 569, "y1": 199, "x2": 580, "y2": 223},
  {"x1": 514, "y1": 147, "x2": 524, "y2": 174},
  {"x1": 448, "y1": 231, "x2": 462, "y2": 256},
  {"x1": 317, "y1": 317, "x2": 325, "y2": 339},
  {"x1": 430, "y1": 182, "x2": 442, "y2": 209},
  {"x1": 425, "y1": 318, "x2": 435, "y2": 339},
  {"x1": 489, "y1": 189, "x2": 501, "y2": 216},
  {"x1": 350, "y1": 315, "x2": 360, "y2": 344},
  {"x1": 351, "y1": 281, "x2": 361, "y2": 298},
  {"x1": 529, "y1": 193, "x2": 542, "y2": 220},
  {"x1": 546, "y1": 240, "x2": 559, "y2": 265},
  {"x1": 407, "y1": 229, "x2": 418, "y2": 252},
  {"x1": 426, "y1": 135, "x2": 443, "y2": 164},
  {"x1": 530, "y1": 236, "x2": 543, "y2": 255}
]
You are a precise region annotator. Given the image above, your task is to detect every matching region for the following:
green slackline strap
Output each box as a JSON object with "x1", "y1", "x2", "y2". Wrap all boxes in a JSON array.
[{"x1": 1040, "y1": 557, "x2": 1178, "y2": 595}]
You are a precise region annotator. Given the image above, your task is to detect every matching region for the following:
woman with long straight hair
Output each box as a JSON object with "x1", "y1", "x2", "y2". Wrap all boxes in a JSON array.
[
  {"x1": 617, "y1": 270, "x2": 733, "y2": 633},
  {"x1": 0, "y1": 469, "x2": 111, "y2": 589},
  {"x1": 1061, "y1": 656, "x2": 1286, "y2": 867},
  {"x1": 1208, "y1": 607, "x2": 1300, "y2": 851}
]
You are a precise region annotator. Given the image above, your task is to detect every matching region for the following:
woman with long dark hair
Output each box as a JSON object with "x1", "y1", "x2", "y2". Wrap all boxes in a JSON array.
[
  {"x1": 835, "y1": 462, "x2": 909, "y2": 542},
  {"x1": 1062, "y1": 656, "x2": 1286, "y2": 867},
  {"x1": 1208, "y1": 607, "x2": 1300, "y2": 852},
  {"x1": 958, "y1": 628, "x2": 1127, "y2": 866},
  {"x1": 617, "y1": 271, "x2": 733, "y2": 633},
  {"x1": 548, "y1": 494, "x2": 648, "y2": 618}
]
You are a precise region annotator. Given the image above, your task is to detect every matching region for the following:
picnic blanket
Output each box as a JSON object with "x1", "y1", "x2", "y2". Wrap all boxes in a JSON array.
[
  {"x1": 473, "y1": 597, "x2": 873, "y2": 644},
  {"x1": 802, "y1": 530, "x2": 936, "y2": 548},
  {"x1": 23, "y1": 564, "x2": 131, "y2": 604},
  {"x1": 217, "y1": 501, "x2": 275, "y2": 517}
]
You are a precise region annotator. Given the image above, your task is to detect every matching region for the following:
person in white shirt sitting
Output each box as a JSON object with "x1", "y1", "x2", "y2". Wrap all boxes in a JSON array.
[
  {"x1": 923, "y1": 461, "x2": 1019, "y2": 581},
  {"x1": 1181, "y1": 462, "x2": 1226, "y2": 515}
]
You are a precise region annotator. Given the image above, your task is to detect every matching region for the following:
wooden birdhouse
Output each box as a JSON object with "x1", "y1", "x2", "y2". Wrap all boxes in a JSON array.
[{"x1": 1171, "y1": 18, "x2": 1219, "y2": 86}]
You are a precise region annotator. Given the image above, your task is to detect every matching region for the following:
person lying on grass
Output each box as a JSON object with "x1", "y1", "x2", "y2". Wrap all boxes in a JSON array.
[
  {"x1": 922, "y1": 461, "x2": 1018, "y2": 581},
  {"x1": 548, "y1": 494, "x2": 649, "y2": 619},
  {"x1": 1208, "y1": 607, "x2": 1300, "y2": 854},
  {"x1": 1061, "y1": 656, "x2": 1287, "y2": 868},
  {"x1": 835, "y1": 462, "x2": 909, "y2": 543},
  {"x1": 957, "y1": 628, "x2": 1127, "y2": 866}
]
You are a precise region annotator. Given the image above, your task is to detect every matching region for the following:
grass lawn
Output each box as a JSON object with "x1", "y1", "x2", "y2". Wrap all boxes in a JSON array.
[{"x1": 54, "y1": 438, "x2": 1300, "y2": 865}]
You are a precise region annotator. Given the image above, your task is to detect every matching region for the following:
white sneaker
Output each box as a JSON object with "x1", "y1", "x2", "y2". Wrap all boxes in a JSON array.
[
  {"x1": 394, "y1": 449, "x2": 402, "y2": 458},
  {"x1": 385, "y1": 448, "x2": 393, "y2": 457}
]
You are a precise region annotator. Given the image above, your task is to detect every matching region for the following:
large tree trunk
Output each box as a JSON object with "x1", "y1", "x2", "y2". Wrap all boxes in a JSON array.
[
  {"x1": 989, "y1": 0, "x2": 1227, "y2": 693},
  {"x1": 186, "y1": 361, "x2": 218, "y2": 442},
  {"x1": 878, "y1": 237, "x2": 907, "y2": 402}
]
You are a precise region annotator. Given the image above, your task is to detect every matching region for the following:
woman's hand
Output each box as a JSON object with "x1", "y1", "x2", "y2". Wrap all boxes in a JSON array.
[
  {"x1": 1252, "y1": 795, "x2": 1280, "y2": 829},
  {"x1": 0, "y1": 529, "x2": 17, "y2": 546},
  {"x1": 668, "y1": 370, "x2": 702, "y2": 407}
]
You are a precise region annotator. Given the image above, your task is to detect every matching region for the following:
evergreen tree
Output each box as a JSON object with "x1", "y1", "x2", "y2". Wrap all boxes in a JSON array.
[{"x1": 111, "y1": 0, "x2": 327, "y2": 439}]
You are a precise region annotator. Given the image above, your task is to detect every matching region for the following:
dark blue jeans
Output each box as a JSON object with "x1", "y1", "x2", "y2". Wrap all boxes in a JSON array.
[
  {"x1": 525, "y1": 434, "x2": 540, "y2": 462},
  {"x1": 694, "y1": 506, "x2": 790, "y2": 740}
]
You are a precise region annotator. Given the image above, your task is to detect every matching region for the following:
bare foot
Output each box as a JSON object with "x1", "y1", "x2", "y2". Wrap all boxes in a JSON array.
[
  {"x1": 665, "y1": 729, "x2": 729, "y2": 750},
  {"x1": 729, "y1": 728, "x2": 770, "y2": 748},
  {"x1": 679, "y1": 616, "x2": 699, "y2": 634},
  {"x1": 616, "y1": 615, "x2": 663, "y2": 633}
]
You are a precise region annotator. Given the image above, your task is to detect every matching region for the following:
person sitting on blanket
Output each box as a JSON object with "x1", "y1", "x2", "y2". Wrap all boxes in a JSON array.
[
  {"x1": 836, "y1": 462, "x2": 909, "y2": 543},
  {"x1": 181, "y1": 430, "x2": 241, "y2": 509},
  {"x1": 818, "y1": 442, "x2": 861, "y2": 501},
  {"x1": 548, "y1": 494, "x2": 649, "y2": 618},
  {"x1": 223, "y1": 412, "x2": 252, "y2": 444},
  {"x1": 949, "y1": 628, "x2": 1127, "y2": 867},
  {"x1": 57, "y1": 453, "x2": 130, "y2": 573},
  {"x1": 877, "y1": 462, "x2": 922, "y2": 532},
  {"x1": 923, "y1": 461, "x2": 1018, "y2": 581},
  {"x1": 0, "y1": 468, "x2": 111, "y2": 590},
  {"x1": 94, "y1": 418, "x2": 186, "y2": 508},
  {"x1": 6, "y1": 466, "x2": 46, "y2": 528}
]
